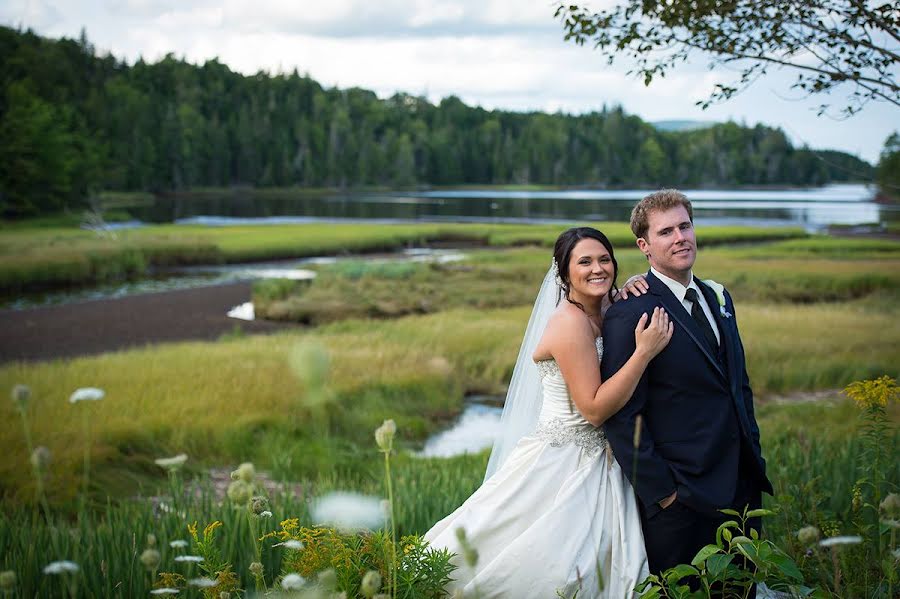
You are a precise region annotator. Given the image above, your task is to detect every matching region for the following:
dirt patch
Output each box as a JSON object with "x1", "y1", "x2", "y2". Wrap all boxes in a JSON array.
[{"x1": 0, "y1": 282, "x2": 298, "y2": 364}]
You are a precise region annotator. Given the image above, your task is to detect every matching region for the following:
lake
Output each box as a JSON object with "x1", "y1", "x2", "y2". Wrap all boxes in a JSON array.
[{"x1": 124, "y1": 184, "x2": 896, "y2": 230}]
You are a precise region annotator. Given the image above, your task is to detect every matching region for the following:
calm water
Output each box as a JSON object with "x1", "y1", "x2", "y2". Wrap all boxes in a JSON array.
[{"x1": 125, "y1": 184, "x2": 896, "y2": 230}]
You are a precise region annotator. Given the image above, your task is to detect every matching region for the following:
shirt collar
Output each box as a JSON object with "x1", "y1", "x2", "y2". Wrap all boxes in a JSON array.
[{"x1": 650, "y1": 267, "x2": 698, "y2": 303}]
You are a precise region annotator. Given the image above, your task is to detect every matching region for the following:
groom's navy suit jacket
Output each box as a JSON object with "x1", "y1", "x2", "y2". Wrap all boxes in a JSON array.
[{"x1": 601, "y1": 272, "x2": 773, "y2": 519}]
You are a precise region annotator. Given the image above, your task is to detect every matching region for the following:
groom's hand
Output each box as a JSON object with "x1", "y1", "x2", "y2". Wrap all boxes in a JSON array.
[{"x1": 658, "y1": 490, "x2": 677, "y2": 509}]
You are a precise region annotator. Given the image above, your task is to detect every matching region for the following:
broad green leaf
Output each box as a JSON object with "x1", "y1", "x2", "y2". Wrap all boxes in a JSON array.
[
  {"x1": 707, "y1": 553, "x2": 735, "y2": 577},
  {"x1": 690, "y1": 544, "x2": 721, "y2": 567}
]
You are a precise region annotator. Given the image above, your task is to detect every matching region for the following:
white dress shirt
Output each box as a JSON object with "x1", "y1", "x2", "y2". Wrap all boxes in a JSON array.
[{"x1": 650, "y1": 267, "x2": 720, "y2": 345}]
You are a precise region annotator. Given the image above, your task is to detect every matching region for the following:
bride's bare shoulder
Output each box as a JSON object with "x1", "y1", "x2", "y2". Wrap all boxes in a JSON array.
[{"x1": 532, "y1": 305, "x2": 593, "y2": 361}]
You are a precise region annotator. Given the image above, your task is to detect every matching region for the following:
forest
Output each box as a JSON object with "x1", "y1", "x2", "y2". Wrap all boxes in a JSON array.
[{"x1": 0, "y1": 26, "x2": 875, "y2": 218}]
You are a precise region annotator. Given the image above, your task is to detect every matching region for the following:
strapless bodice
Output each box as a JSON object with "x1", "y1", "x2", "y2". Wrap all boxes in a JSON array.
[{"x1": 532, "y1": 337, "x2": 607, "y2": 456}]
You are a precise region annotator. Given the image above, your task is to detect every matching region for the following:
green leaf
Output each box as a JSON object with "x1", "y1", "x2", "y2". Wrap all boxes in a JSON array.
[
  {"x1": 769, "y1": 553, "x2": 803, "y2": 582},
  {"x1": 690, "y1": 544, "x2": 721, "y2": 567},
  {"x1": 706, "y1": 553, "x2": 735, "y2": 577},
  {"x1": 664, "y1": 564, "x2": 699, "y2": 586},
  {"x1": 719, "y1": 508, "x2": 741, "y2": 517},
  {"x1": 745, "y1": 508, "x2": 774, "y2": 519}
]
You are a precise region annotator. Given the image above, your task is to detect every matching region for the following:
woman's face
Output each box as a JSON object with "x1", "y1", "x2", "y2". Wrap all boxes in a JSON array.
[{"x1": 566, "y1": 238, "x2": 614, "y2": 302}]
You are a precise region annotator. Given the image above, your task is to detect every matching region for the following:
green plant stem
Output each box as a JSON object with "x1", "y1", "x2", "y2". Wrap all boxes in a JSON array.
[
  {"x1": 383, "y1": 450, "x2": 397, "y2": 599},
  {"x1": 80, "y1": 408, "x2": 91, "y2": 522}
]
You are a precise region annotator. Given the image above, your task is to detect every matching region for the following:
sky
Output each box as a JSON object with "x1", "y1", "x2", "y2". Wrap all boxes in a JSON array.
[{"x1": 3, "y1": 0, "x2": 898, "y2": 163}]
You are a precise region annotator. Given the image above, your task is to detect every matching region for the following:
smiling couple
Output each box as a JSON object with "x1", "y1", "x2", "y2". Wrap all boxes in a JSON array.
[{"x1": 424, "y1": 189, "x2": 772, "y2": 598}]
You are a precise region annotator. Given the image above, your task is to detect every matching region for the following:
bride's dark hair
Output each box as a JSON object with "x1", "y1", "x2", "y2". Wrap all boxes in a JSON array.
[{"x1": 553, "y1": 227, "x2": 619, "y2": 308}]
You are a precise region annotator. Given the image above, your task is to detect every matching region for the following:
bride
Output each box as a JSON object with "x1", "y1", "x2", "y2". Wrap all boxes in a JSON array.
[{"x1": 424, "y1": 227, "x2": 672, "y2": 598}]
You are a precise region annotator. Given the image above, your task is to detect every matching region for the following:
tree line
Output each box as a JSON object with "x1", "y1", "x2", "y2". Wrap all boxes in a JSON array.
[{"x1": 0, "y1": 26, "x2": 878, "y2": 218}]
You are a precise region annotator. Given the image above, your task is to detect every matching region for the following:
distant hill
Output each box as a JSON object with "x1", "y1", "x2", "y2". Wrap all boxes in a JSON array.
[
  {"x1": 651, "y1": 120, "x2": 716, "y2": 132},
  {"x1": 0, "y1": 26, "x2": 875, "y2": 218}
]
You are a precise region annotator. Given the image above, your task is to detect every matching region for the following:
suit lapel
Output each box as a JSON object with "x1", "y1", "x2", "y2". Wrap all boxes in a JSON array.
[
  {"x1": 647, "y1": 272, "x2": 726, "y2": 379},
  {"x1": 697, "y1": 278, "x2": 740, "y2": 390}
]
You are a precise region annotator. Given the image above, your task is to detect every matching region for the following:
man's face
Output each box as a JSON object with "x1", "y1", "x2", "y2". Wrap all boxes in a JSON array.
[{"x1": 636, "y1": 205, "x2": 697, "y2": 284}]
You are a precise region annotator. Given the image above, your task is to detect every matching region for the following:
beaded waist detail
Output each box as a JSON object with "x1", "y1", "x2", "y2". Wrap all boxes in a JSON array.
[{"x1": 533, "y1": 418, "x2": 608, "y2": 457}]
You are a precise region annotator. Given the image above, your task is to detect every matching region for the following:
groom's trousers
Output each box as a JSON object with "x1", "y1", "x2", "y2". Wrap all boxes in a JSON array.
[{"x1": 641, "y1": 446, "x2": 763, "y2": 575}]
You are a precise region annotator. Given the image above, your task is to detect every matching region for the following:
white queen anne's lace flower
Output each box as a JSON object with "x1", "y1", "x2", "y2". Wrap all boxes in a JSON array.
[
  {"x1": 155, "y1": 454, "x2": 188, "y2": 471},
  {"x1": 69, "y1": 388, "x2": 105, "y2": 403},
  {"x1": 169, "y1": 540, "x2": 189, "y2": 549},
  {"x1": 150, "y1": 589, "x2": 180, "y2": 595},
  {"x1": 174, "y1": 555, "x2": 204, "y2": 563},
  {"x1": 819, "y1": 535, "x2": 863, "y2": 547},
  {"x1": 281, "y1": 573, "x2": 305, "y2": 590},
  {"x1": 273, "y1": 540, "x2": 304, "y2": 550},
  {"x1": 43, "y1": 561, "x2": 79, "y2": 575}
]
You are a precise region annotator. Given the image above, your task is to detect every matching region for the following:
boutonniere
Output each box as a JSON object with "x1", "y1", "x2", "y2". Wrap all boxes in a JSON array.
[{"x1": 703, "y1": 279, "x2": 732, "y2": 318}]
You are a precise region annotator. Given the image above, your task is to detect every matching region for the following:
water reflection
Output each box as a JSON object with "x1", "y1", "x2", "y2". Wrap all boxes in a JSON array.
[
  {"x1": 419, "y1": 396, "x2": 503, "y2": 458},
  {"x1": 126, "y1": 184, "x2": 896, "y2": 229}
]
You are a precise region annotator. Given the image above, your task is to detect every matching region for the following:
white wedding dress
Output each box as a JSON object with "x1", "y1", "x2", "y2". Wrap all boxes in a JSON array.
[{"x1": 425, "y1": 338, "x2": 649, "y2": 598}]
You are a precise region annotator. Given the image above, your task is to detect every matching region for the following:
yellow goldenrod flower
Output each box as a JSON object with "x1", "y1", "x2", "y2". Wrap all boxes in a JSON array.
[{"x1": 844, "y1": 376, "x2": 899, "y2": 409}]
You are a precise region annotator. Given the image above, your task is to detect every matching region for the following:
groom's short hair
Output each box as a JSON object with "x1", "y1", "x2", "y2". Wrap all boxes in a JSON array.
[{"x1": 630, "y1": 189, "x2": 693, "y2": 239}]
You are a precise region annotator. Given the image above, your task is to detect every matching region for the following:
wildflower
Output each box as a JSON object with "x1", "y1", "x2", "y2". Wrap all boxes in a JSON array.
[
  {"x1": 154, "y1": 454, "x2": 188, "y2": 471},
  {"x1": 318, "y1": 568, "x2": 337, "y2": 589},
  {"x1": 0, "y1": 570, "x2": 16, "y2": 591},
  {"x1": 69, "y1": 387, "x2": 105, "y2": 403},
  {"x1": 249, "y1": 562, "x2": 264, "y2": 577},
  {"x1": 140, "y1": 549, "x2": 161, "y2": 571},
  {"x1": 273, "y1": 539, "x2": 304, "y2": 550},
  {"x1": 796, "y1": 525, "x2": 820, "y2": 545},
  {"x1": 249, "y1": 495, "x2": 270, "y2": 516},
  {"x1": 851, "y1": 485, "x2": 863, "y2": 511},
  {"x1": 310, "y1": 491, "x2": 384, "y2": 531},
  {"x1": 11, "y1": 384, "x2": 30, "y2": 412},
  {"x1": 819, "y1": 535, "x2": 863, "y2": 548},
  {"x1": 375, "y1": 419, "x2": 396, "y2": 452},
  {"x1": 43, "y1": 561, "x2": 79, "y2": 575},
  {"x1": 174, "y1": 555, "x2": 204, "y2": 563},
  {"x1": 259, "y1": 510, "x2": 273, "y2": 518},
  {"x1": 230, "y1": 462, "x2": 256, "y2": 483},
  {"x1": 169, "y1": 540, "x2": 189, "y2": 549},
  {"x1": 843, "y1": 376, "x2": 899, "y2": 409},
  {"x1": 360, "y1": 570, "x2": 382, "y2": 598},
  {"x1": 30, "y1": 446, "x2": 52, "y2": 471},
  {"x1": 281, "y1": 573, "x2": 305, "y2": 591},
  {"x1": 147, "y1": 534, "x2": 157, "y2": 547},
  {"x1": 150, "y1": 589, "x2": 180, "y2": 595},
  {"x1": 880, "y1": 492, "x2": 900, "y2": 516},
  {"x1": 188, "y1": 577, "x2": 217, "y2": 588},
  {"x1": 226, "y1": 480, "x2": 253, "y2": 505}
]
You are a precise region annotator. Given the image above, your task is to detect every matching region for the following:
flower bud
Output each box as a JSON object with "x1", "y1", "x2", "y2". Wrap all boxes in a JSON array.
[
  {"x1": 0, "y1": 570, "x2": 16, "y2": 591},
  {"x1": 230, "y1": 462, "x2": 256, "y2": 483},
  {"x1": 249, "y1": 562, "x2": 264, "y2": 577},
  {"x1": 880, "y1": 493, "x2": 900, "y2": 517},
  {"x1": 11, "y1": 384, "x2": 30, "y2": 412},
  {"x1": 249, "y1": 495, "x2": 270, "y2": 516},
  {"x1": 226, "y1": 480, "x2": 253, "y2": 506},
  {"x1": 317, "y1": 567, "x2": 337, "y2": 590},
  {"x1": 30, "y1": 446, "x2": 51, "y2": 472},
  {"x1": 797, "y1": 525, "x2": 820, "y2": 545},
  {"x1": 360, "y1": 570, "x2": 382, "y2": 598},
  {"x1": 140, "y1": 548, "x2": 161, "y2": 572},
  {"x1": 146, "y1": 534, "x2": 157, "y2": 547},
  {"x1": 374, "y1": 420, "x2": 396, "y2": 452}
]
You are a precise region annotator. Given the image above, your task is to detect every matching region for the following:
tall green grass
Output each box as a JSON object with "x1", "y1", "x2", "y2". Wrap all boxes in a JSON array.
[{"x1": 0, "y1": 222, "x2": 807, "y2": 291}]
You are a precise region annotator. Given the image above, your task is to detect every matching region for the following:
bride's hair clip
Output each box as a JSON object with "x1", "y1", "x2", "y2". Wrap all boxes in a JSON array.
[{"x1": 551, "y1": 258, "x2": 564, "y2": 288}]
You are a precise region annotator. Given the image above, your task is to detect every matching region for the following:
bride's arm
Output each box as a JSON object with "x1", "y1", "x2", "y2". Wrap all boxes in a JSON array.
[{"x1": 548, "y1": 307, "x2": 672, "y2": 426}]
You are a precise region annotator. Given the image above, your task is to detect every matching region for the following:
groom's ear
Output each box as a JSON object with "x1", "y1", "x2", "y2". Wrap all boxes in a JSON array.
[{"x1": 636, "y1": 237, "x2": 651, "y2": 260}]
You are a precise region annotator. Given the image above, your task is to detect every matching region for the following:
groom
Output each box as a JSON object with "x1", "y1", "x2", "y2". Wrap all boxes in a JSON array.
[{"x1": 601, "y1": 189, "x2": 772, "y2": 574}]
